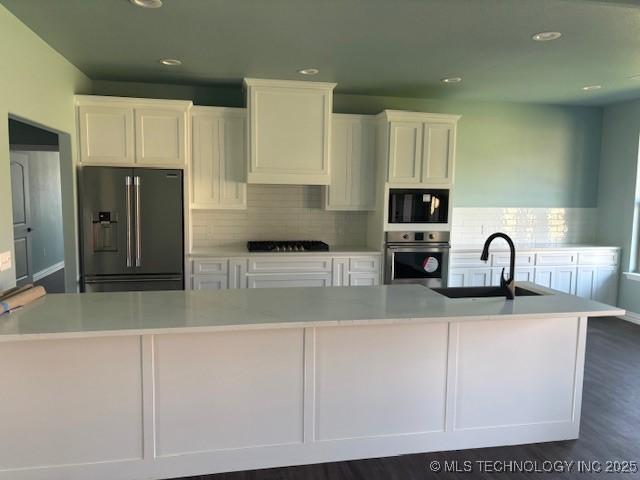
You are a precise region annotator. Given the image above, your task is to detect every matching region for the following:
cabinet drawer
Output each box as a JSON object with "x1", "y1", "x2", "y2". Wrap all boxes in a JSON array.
[
  {"x1": 578, "y1": 251, "x2": 619, "y2": 266},
  {"x1": 192, "y1": 258, "x2": 228, "y2": 275},
  {"x1": 535, "y1": 252, "x2": 577, "y2": 266},
  {"x1": 247, "y1": 273, "x2": 332, "y2": 288},
  {"x1": 349, "y1": 256, "x2": 380, "y2": 273},
  {"x1": 248, "y1": 257, "x2": 332, "y2": 273},
  {"x1": 192, "y1": 258, "x2": 229, "y2": 275},
  {"x1": 492, "y1": 252, "x2": 534, "y2": 267},
  {"x1": 191, "y1": 274, "x2": 228, "y2": 291},
  {"x1": 450, "y1": 252, "x2": 487, "y2": 268},
  {"x1": 349, "y1": 272, "x2": 380, "y2": 286}
]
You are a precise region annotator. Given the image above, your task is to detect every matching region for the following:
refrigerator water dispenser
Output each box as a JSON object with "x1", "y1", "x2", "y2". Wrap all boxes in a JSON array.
[{"x1": 92, "y1": 211, "x2": 118, "y2": 252}]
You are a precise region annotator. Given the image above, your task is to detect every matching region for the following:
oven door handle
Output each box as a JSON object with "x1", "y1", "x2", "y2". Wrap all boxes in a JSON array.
[{"x1": 386, "y1": 244, "x2": 451, "y2": 250}]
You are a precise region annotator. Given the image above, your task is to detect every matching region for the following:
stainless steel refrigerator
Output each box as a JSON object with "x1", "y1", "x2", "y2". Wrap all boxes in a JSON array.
[{"x1": 80, "y1": 166, "x2": 184, "y2": 292}]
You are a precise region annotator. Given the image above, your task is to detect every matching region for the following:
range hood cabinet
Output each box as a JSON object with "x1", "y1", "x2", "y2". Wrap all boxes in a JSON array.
[{"x1": 244, "y1": 78, "x2": 336, "y2": 185}]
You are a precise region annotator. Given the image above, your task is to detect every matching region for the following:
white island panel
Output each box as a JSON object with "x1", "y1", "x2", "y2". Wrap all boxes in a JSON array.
[
  {"x1": 314, "y1": 323, "x2": 448, "y2": 440},
  {"x1": 454, "y1": 317, "x2": 582, "y2": 430},
  {"x1": 0, "y1": 336, "x2": 143, "y2": 470},
  {"x1": 154, "y1": 328, "x2": 305, "y2": 456}
]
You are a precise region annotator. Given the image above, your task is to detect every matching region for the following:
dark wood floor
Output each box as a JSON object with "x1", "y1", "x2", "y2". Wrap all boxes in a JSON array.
[
  {"x1": 34, "y1": 267, "x2": 65, "y2": 293},
  {"x1": 176, "y1": 317, "x2": 640, "y2": 479}
]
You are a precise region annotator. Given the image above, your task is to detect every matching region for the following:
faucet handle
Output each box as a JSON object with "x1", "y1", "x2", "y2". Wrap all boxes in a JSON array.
[{"x1": 500, "y1": 267, "x2": 515, "y2": 288}]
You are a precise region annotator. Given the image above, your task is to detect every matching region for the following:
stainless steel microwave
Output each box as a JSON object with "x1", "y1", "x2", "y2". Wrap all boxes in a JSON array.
[{"x1": 388, "y1": 189, "x2": 449, "y2": 224}]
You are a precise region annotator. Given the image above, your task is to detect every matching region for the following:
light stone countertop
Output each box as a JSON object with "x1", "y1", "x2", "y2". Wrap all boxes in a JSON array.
[
  {"x1": 0, "y1": 283, "x2": 623, "y2": 342},
  {"x1": 189, "y1": 245, "x2": 381, "y2": 257}
]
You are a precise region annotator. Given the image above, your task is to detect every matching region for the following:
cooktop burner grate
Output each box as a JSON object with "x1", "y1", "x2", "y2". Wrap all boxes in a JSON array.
[{"x1": 247, "y1": 241, "x2": 330, "y2": 252}]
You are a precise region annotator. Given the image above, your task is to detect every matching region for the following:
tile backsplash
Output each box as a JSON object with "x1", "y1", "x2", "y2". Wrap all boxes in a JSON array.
[
  {"x1": 191, "y1": 185, "x2": 368, "y2": 248},
  {"x1": 451, "y1": 207, "x2": 597, "y2": 246}
]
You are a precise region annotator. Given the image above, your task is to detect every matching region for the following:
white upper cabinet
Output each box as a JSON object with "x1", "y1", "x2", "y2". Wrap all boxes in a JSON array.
[
  {"x1": 388, "y1": 121, "x2": 423, "y2": 184},
  {"x1": 244, "y1": 78, "x2": 336, "y2": 185},
  {"x1": 76, "y1": 96, "x2": 191, "y2": 167},
  {"x1": 191, "y1": 107, "x2": 246, "y2": 210},
  {"x1": 78, "y1": 105, "x2": 135, "y2": 164},
  {"x1": 381, "y1": 110, "x2": 459, "y2": 187},
  {"x1": 135, "y1": 107, "x2": 187, "y2": 166},
  {"x1": 324, "y1": 114, "x2": 376, "y2": 211}
]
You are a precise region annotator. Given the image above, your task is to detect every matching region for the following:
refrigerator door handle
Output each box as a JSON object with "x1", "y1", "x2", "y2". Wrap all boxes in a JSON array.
[
  {"x1": 125, "y1": 176, "x2": 132, "y2": 267},
  {"x1": 134, "y1": 175, "x2": 142, "y2": 267}
]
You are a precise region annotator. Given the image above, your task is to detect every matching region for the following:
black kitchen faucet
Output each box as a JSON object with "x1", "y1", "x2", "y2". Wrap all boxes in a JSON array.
[{"x1": 481, "y1": 232, "x2": 516, "y2": 300}]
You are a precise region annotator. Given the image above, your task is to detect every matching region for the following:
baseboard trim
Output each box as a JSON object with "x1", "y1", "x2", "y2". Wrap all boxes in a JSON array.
[
  {"x1": 619, "y1": 311, "x2": 640, "y2": 326},
  {"x1": 33, "y1": 261, "x2": 65, "y2": 282}
]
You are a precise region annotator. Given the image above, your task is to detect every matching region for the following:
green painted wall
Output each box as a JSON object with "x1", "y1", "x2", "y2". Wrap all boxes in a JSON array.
[
  {"x1": 0, "y1": 5, "x2": 91, "y2": 291},
  {"x1": 25, "y1": 151, "x2": 65, "y2": 274},
  {"x1": 93, "y1": 81, "x2": 603, "y2": 208},
  {"x1": 596, "y1": 99, "x2": 640, "y2": 312}
]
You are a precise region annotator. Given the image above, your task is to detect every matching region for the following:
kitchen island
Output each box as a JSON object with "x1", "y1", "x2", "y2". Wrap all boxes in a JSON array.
[{"x1": 0, "y1": 284, "x2": 623, "y2": 480}]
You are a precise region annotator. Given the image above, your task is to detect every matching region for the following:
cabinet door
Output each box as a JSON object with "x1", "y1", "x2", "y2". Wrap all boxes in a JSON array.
[
  {"x1": 192, "y1": 114, "x2": 222, "y2": 206},
  {"x1": 349, "y1": 272, "x2": 380, "y2": 286},
  {"x1": 448, "y1": 269, "x2": 466, "y2": 287},
  {"x1": 552, "y1": 267, "x2": 577, "y2": 294},
  {"x1": 192, "y1": 275, "x2": 228, "y2": 291},
  {"x1": 352, "y1": 120, "x2": 376, "y2": 209},
  {"x1": 229, "y1": 258, "x2": 248, "y2": 289},
  {"x1": 135, "y1": 108, "x2": 186, "y2": 166},
  {"x1": 192, "y1": 110, "x2": 246, "y2": 209},
  {"x1": 325, "y1": 118, "x2": 351, "y2": 208},
  {"x1": 326, "y1": 116, "x2": 376, "y2": 210},
  {"x1": 466, "y1": 268, "x2": 492, "y2": 287},
  {"x1": 422, "y1": 122, "x2": 454, "y2": 185},
  {"x1": 534, "y1": 268, "x2": 554, "y2": 289},
  {"x1": 219, "y1": 115, "x2": 247, "y2": 208},
  {"x1": 247, "y1": 273, "x2": 332, "y2": 289},
  {"x1": 576, "y1": 267, "x2": 596, "y2": 299},
  {"x1": 78, "y1": 105, "x2": 134, "y2": 164},
  {"x1": 332, "y1": 258, "x2": 349, "y2": 287},
  {"x1": 594, "y1": 266, "x2": 617, "y2": 305},
  {"x1": 388, "y1": 121, "x2": 423, "y2": 184}
]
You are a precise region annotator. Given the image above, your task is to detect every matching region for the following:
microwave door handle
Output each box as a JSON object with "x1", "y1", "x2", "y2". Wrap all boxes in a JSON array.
[
  {"x1": 125, "y1": 176, "x2": 132, "y2": 267},
  {"x1": 134, "y1": 176, "x2": 142, "y2": 267}
]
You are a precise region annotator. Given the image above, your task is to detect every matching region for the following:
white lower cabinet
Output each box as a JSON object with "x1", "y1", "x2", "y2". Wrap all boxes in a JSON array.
[
  {"x1": 448, "y1": 248, "x2": 619, "y2": 302},
  {"x1": 247, "y1": 273, "x2": 333, "y2": 289},
  {"x1": 191, "y1": 254, "x2": 381, "y2": 291},
  {"x1": 576, "y1": 266, "x2": 617, "y2": 304},
  {"x1": 448, "y1": 268, "x2": 492, "y2": 287},
  {"x1": 534, "y1": 267, "x2": 577, "y2": 294}
]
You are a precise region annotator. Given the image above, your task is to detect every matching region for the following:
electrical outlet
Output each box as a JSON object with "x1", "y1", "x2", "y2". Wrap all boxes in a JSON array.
[{"x1": 0, "y1": 251, "x2": 11, "y2": 272}]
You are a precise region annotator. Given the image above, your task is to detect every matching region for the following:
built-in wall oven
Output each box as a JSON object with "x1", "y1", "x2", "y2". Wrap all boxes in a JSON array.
[
  {"x1": 388, "y1": 188, "x2": 449, "y2": 224},
  {"x1": 384, "y1": 231, "x2": 450, "y2": 287}
]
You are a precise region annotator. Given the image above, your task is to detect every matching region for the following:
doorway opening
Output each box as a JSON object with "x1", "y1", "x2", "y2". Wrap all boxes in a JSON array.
[{"x1": 8, "y1": 118, "x2": 66, "y2": 293}]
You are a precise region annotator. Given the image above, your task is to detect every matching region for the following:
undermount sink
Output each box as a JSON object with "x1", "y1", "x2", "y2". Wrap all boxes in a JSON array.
[{"x1": 431, "y1": 286, "x2": 543, "y2": 299}]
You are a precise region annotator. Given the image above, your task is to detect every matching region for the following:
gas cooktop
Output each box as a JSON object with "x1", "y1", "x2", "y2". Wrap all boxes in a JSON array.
[{"x1": 247, "y1": 241, "x2": 330, "y2": 253}]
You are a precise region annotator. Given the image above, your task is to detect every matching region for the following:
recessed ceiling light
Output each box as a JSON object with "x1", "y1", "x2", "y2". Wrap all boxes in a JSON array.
[
  {"x1": 160, "y1": 58, "x2": 182, "y2": 66},
  {"x1": 130, "y1": 0, "x2": 163, "y2": 8},
  {"x1": 441, "y1": 77, "x2": 462, "y2": 84},
  {"x1": 532, "y1": 31, "x2": 562, "y2": 42},
  {"x1": 298, "y1": 68, "x2": 319, "y2": 75},
  {"x1": 582, "y1": 85, "x2": 602, "y2": 91}
]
